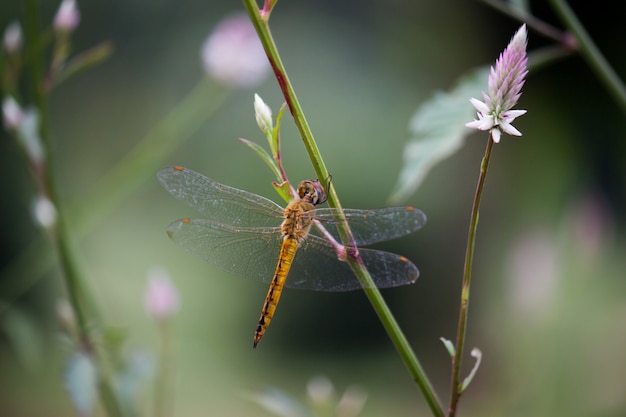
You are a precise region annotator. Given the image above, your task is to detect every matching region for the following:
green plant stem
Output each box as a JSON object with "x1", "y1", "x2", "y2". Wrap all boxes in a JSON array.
[
  {"x1": 22, "y1": 1, "x2": 123, "y2": 416},
  {"x1": 242, "y1": 2, "x2": 444, "y2": 416},
  {"x1": 0, "y1": 78, "x2": 227, "y2": 316},
  {"x1": 481, "y1": 0, "x2": 567, "y2": 44},
  {"x1": 548, "y1": 0, "x2": 626, "y2": 115},
  {"x1": 448, "y1": 137, "x2": 494, "y2": 417},
  {"x1": 154, "y1": 320, "x2": 175, "y2": 417}
]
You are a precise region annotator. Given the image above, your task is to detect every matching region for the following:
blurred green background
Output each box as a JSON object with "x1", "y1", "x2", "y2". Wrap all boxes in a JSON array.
[{"x1": 1, "y1": 0, "x2": 626, "y2": 416}]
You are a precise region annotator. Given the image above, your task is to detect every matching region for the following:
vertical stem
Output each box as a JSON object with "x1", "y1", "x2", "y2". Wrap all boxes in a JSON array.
[
  {"x1": 154, "y1": 321, "x2": 175, "y2": 417},
  {"x1": 448, "y1": 137, "x2": 494, "y2": 417},
  {"x1": 242, "y1": 1, "x2": 444, "y2": 416},
  {"x1": 548, "y1": 0, "x2": 626, "y2": 115},
  {"x1": 21, "y1": 1, "x2": 124, "y2": 415}
]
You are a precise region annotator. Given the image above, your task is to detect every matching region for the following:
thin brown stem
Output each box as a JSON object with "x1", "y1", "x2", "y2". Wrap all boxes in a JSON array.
[{"x1": 448, "y1": 137, "x2": 494, "y2": 417}]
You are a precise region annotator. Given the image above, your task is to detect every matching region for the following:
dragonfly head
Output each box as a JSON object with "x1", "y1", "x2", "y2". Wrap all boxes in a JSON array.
[{"x1": 297, "y1": 180, "x2": 328, "y2": 206}]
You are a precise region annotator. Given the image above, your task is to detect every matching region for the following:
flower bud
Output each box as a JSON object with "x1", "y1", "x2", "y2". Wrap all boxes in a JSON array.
[
  {"x1": 144, "y1": 267, "x2": 179, "y2": 320},
  {"x1": 466, "y1": 24, "x2": 528, "y2": 143},
  {"x1": 17, "y1": 108, "x2": 45, "y2": 165},
  {"x1": 54, "y1": 0, "x2": 81, "y2": 33},
  {"x1": 2, "y1": 96, "x2": 22, "y2": 131},
  {"x1": 254, "y1": 94, "x2": 273, "y2": 134},
  {"x1": 3, "y1": 22, "x2": 22, "y2": 53},
  {"x1": 32, "y1": 195, "x2": 57, "y2": 229}
]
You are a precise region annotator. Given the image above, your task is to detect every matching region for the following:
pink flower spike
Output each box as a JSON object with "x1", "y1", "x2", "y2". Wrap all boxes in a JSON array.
[
  {"x1": 201, "y1": 13, "x2": 269, "y2": 88},
  {"x1": 54, "y1": 0, "x2": 81, "y2": 33},
  {"x1": 145, "y1": 267, "x2": 179, "y2": 320},
  {"x1": 466, "y1": 24, "x2": 528, "y2": 143}
]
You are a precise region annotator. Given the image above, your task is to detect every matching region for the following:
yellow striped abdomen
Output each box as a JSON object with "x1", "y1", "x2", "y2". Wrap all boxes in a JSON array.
[{"x1": 253, "y1": 237, "x2": 299, "y2": 348}]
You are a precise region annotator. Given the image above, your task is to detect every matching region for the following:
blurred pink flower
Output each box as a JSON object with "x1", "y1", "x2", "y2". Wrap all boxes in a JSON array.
[
  {"x1": 2, "y1": 96, "x2": 22, "y2": 131},
  {"x1": 32, "y1": 195, "x2": 57, "y2": 229},
  {"x1": 201, "y1": 13, "x2": 269, "y2": 88},
  {"x1": 3, "y1": 21, "x2": 22, "y2": 53},
  {"x1": 144, "y1": 267, "x2": 179, "y2": 320},
  {"x1": 507, "y1": 228, "x2": 559, "y2": 318},
  {"x1": 54, "y1": 0, "x2": 81, "y2": 33},
  {"x1": 569, "y1": 191, "x2": 612, "y2": 260},
  {"x1": 466, "y1": 24, "x2": 528, "y2": 143}
]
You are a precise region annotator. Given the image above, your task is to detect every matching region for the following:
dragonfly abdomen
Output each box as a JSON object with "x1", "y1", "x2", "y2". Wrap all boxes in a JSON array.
[{"x1": 253, "y1": 237, "x2": 299, "y2": 348}]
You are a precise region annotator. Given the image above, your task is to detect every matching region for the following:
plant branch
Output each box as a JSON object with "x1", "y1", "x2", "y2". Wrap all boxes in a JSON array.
[
  {"x1": 548, "y1": 0, "x2": 626, "y2": 115},
  {"x1": 448, "y1": 137, "x2": 494, "y2": 417},
  {"x1": 22, "y1": 1, "x2": 124, "y2": 415},
  {"x1": 242, "y1": 2, "x2": 444, "y2": 416}
]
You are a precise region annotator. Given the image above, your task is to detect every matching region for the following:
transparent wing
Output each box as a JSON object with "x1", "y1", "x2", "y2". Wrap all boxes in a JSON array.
[
  {"x1": 166, "y1": 218, "x2": 282, "y2": 282},
  {"x1": 311, "y1": 207, "x2": 427, "y2": 246},
  {"x1": 166, "y1": 218, "x2": 418, "y2": 292},
  {"x1": 288, "y1": 235, "x2": 419, "y2": 291},
  {"x1": 157, "y1": 166, "x2": 283, "y2": 227},
  {"x1": 158, "y1": 166, "x2": 427, "y2": 244}
]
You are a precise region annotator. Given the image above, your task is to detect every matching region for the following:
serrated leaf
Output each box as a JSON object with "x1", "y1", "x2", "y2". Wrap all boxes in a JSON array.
[
  {"x1": 240, "y1": 137, "x2": 282, "y2": 180},
  {"x1": 389, "y1": 67, "x2": 489, "y2": 203},
  {"x1": 64, "y1": 350, "x2": 98, "y2": 417}
]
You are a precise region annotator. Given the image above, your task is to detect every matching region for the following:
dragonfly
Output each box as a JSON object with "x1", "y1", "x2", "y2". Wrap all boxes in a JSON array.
[{"x1": 157, "y1": 166, "x2": 427, "y2": 348}]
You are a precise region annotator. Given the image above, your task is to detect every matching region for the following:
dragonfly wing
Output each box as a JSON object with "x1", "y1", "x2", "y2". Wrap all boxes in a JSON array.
[
  {"x1": 311, "y1": 207, "x2": 427, "y2": 246},
  {"x1": 157, "y1": 166, "x2": 283, "y2": 227},
  {"x1": 285, "y1": 235, "x2": 419, "y2": 292},
  {"x1": 166, "y1": 218, "x2": 282, "y2": 284}
]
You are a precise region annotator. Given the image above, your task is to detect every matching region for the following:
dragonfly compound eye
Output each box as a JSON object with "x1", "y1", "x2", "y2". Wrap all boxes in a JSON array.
[{"x1": 297, "y1": 180, "x2": 327, "y2": 205}]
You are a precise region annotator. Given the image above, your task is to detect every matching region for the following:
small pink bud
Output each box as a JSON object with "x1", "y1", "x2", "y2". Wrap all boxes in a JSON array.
[
  {"x1": 144, "y1": 267, "x2": 179, "y2": 320},
  {"x1": 3, "y1": 22, "x2": 22, "y2": 53},
  {"x1": 507, "y1": 229, "x2": 559, "y2": 319},
  {"x1": 32, "y1": 195, "x2": 57, "y2": 229},
  {"x1": 54, "y1": 0, "x2": 81, "y2": 33},
  {"x1": 2, "y1": 96, "x2": 22, "y2": 131},
  {"x1": 201, "y1": 13, "x2": 269, "y2": 88}
]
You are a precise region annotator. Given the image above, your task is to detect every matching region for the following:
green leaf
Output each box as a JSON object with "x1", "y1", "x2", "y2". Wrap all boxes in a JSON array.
[
  {"x1": 439, "y1": 337, "x2": 456, "y2": 358},
  {"x1": 460, "y1": 347, "x2": 482, "y2": 393},
  {"x1": 240, "y1": 137, "x2": 282, "y2": 180},
  {"x1": 64, "y1": 350, "x2": 98, "y2": 417},
  {"x1": 272, "y1": 181, "x2": 293, "y2": 204},
  {"x1": 54, "y1": 41, "x2": 114, "y2": 88},
  {"x1": 270, "y1": 102, "x2": 287, "y2": 158},
  {"x1": 389, "y1": 67, "x2": 489, "y2": 203}
]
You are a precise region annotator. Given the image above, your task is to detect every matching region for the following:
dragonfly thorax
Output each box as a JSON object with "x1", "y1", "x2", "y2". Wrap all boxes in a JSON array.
[{"x1": 281, "y1": 200, "x2": 316, "y2": 244}]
